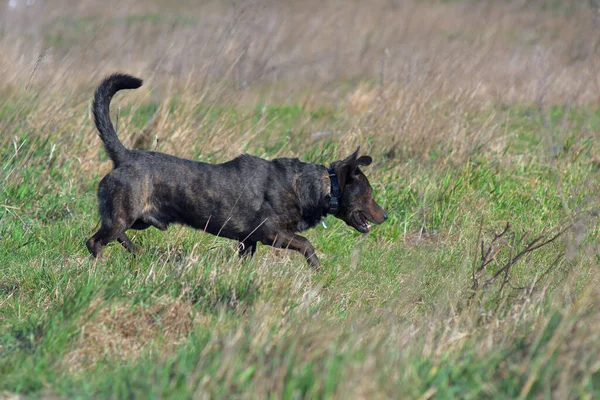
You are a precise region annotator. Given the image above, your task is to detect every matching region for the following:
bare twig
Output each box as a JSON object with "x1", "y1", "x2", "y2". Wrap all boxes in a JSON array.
[{"x1": 470, "y1": 222, "x2": 572, "y2": 300}]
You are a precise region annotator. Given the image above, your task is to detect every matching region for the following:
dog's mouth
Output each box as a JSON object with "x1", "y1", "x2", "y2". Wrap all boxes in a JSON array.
[{"x1": 353, "y1": 212, "x2": 372, "y2": 233}]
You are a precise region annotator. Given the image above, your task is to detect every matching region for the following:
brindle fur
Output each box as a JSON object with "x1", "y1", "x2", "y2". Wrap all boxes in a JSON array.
[{"x1": 86, "y1": 74, "x2": 387, "y2": 269}]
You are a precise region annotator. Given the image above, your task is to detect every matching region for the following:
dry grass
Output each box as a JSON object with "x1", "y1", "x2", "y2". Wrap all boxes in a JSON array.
[
  {"x1": 2, "y1": 0, "x2": 599, "y2": 99},
  {"x1": 1, "y1": 0, "x2": 599, "y2": 169},
  {"x1": 62, "y1": 298, "x2": 201, "y2": 372}
]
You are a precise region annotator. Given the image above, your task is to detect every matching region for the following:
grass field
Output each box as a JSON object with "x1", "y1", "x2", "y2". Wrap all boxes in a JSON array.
[{"x1": 2, "y1": 0, "x2": 600, "y2": 398}]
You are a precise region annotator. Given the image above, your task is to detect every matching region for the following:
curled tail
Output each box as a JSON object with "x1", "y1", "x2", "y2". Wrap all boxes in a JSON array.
[{"x1": 92, "y1": 73, "x2": 143, "y2": 166}]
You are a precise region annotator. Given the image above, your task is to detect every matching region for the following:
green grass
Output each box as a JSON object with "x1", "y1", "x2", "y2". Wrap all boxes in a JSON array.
[
  {"x1": 1, "y1": 83, "x2": 599, "y2": 398},
  {"x1": 4, "y1": 0, "x2": 600, "y2": 396}
]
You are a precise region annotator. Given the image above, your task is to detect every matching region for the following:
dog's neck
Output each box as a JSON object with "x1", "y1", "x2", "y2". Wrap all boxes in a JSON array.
[{"x1": 327, "y1": 166, "x2": 341, "y2": 215}]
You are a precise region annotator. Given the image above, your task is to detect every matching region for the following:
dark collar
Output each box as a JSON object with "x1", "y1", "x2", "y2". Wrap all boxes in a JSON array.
[{"x1": 327, "y1": 166, "x2": 341, "y2": 215}]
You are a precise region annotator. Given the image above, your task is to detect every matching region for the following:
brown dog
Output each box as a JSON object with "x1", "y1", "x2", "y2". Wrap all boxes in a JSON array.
[{"x1": 87, "y1": 74, "x2": 387, "y2": 269}]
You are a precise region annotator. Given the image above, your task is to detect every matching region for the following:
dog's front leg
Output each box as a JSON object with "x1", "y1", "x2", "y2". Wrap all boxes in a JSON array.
[
  {"x1": 264, "y1": 233, "x2": 320, "y2": 271},
  {"x1": 239, "y1": 241, "x2": 257, "y2": 259}
]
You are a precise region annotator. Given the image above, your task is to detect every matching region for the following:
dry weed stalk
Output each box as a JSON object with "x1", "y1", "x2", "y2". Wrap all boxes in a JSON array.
[{"x1": 470, "y1": 220, "x2": 572, "y2": 301}]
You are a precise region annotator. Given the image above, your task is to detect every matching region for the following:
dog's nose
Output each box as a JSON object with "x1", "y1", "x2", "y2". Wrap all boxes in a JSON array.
[{"x1": 383, "y1": 213, "x2": 388, "y2": 221}]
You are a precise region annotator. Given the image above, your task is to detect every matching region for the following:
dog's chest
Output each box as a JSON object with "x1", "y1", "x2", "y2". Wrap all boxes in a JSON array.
[
  {"x1": 296, "y1": 220, "x2": 311, "y2": 232},
  {"x1": 296, "y1": 212, "x2": 322, "y2": 232}
]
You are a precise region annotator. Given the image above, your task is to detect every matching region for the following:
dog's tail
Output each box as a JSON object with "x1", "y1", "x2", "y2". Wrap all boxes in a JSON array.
[{"x1": 92, "y1": 73, "x2": 143, "y2": 166}]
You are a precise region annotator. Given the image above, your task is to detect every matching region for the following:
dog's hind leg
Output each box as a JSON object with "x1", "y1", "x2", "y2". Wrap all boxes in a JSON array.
[
  {"x1": 117, "y1": 233, "x2": 139, "y2": 254},
  {"x1": 263, "y1": 233, "x2": 320, "y2": 270},
  {"x1": 89, "y1": 178, "x2": 141, "y2": 257},
  {"x1": 86, "y1": 221, "x2": 125, "y2": 258},
  {"x1": 238, "y1": 241, "x2": 257, "y2": 259},
  {"x1": 87, "y1": 204, "x2": 136, "y2": 258}
]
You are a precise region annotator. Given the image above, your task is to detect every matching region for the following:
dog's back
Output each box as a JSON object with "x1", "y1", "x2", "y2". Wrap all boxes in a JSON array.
[{"x1": 96, "y1": 144, "x2": 325, "y2": 242}]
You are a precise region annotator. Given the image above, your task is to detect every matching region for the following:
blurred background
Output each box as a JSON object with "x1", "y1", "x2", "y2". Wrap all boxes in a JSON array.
[
  {"x1": 2, "y1": 0, "x2": 599, "y2": 100},
  {"x1": 2, "y1": 0, "x2": 600, "y2": 163}
]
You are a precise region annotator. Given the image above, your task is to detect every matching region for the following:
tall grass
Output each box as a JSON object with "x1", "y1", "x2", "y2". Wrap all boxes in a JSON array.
[{"x1": 1, "y1": 0, "x2": 600, "y2": 398}]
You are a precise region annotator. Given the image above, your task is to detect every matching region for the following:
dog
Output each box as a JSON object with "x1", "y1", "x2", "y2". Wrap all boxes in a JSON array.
[{"x1": 86, "y1": 73, "x2": 387, "y2": 270}]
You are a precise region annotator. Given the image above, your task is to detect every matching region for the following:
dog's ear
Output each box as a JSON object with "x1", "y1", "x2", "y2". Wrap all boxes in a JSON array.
[
  {"x1": 341, "y1": 147, "x2": 360, "y2": 164},
  {"x1": 355, "y1": 155, "x2": 372, "y2": 167},
  {"x1": 338, "y1": 147, "x2": 373, "y2": 177},
  {"x1": 341, "y1": 147, "x2": 372, "y2": 165},
  {"x1": 349, "y1": 155, "x2": 372, "y2": 177}
]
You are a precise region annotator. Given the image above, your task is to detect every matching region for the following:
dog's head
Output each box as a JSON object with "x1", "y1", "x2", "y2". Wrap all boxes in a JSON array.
[{"x1": 330, "y1": 148, "x2": 387, "y2": 233}]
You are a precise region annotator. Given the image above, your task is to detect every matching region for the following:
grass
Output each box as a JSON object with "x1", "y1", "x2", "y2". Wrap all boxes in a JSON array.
[{"x1": 2, "y1": 0, "x2": 600, "y2": 398}]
